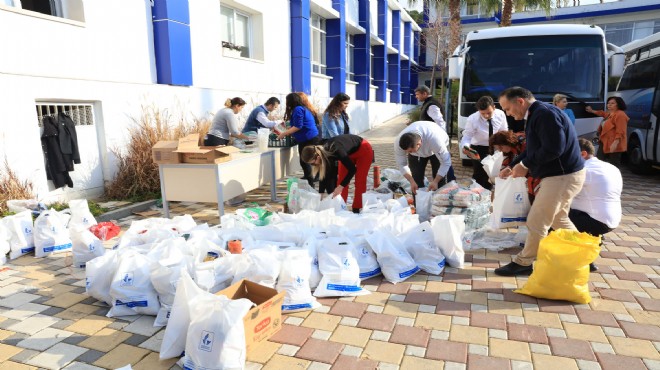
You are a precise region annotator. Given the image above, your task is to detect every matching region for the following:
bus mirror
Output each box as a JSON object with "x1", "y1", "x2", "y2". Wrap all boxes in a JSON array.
[
  {"x1": 610, "y1": 52, "x2": 624, "y2": 78},
  {"x1": 448, "y1": 55, "x2": 462, "y2": 80}
]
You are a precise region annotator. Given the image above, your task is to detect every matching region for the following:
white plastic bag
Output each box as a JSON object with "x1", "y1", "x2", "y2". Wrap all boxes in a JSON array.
[
  {"x1": 71, "y1": 226, "x2": 105, "y2": 268},
  {"x1": 86, "y1": 250, "x2": 120, "y2": 305},
  {"x1": 365, "y1": 228, "x2": 419, "y2": 283},
  {"x1": 314, "y1": 237, "x2": 369, "y2": 297},
  {"x1": 362, "y1": 190, "x2": 393, "y2": 207},
  {"x1": 302, "y1": 234, "x2": 325, "y2": 290},
  {"x1": 0, "y1": 210, "x2": 35, "y2": 259},
  {"x1": 231, "y1": 248, "x2": 282, "y2": 288},
  {"x1": 277, "y1": 249, "x2": 321, "y2": 312},
  {"x1": 430, "y1": 215, "x2": 466, "y2": 268},
  {"x1": 415, "y1": 189, "x2": 433, "y2": 222},
  {"x1": 68, "y1": 199, "x2": 98, "y2": 229},
  {"x1": 160, "y1": 270, "x2": 203, "y2": 360},
  {"x1": 33, "y1": 209, "x2": 72, "y2": 257},
  {"x1": 149, "y1": 239, "x2": 193, "y2": 326},
  {"x1": 107, "y1": 251, "x2": 160, "y2": 317},
  {"x1": 319, "y1": 195, "x2": 348, "y2": 212},
  {"x1": 491, "y1": 177, "x2": 531, "y2": 229},
  {"x1": 298, "y1": 188, "x2": 321, "y2": 211},
  {"x1": 0, "y1": 225, "x2": 10, "y2": 265},
  {"x1": 342, "y1": 230, "x2": 381, "y2": 280},
  {"x1": 183, "y1": 295, "x2": 253, "y2": 370},
  {"x1": 398, "y1": 222, "x2": 446, "y2": 275},
  {"x1": 481, "y1": 151, "x2": 504, "y2": 183}
]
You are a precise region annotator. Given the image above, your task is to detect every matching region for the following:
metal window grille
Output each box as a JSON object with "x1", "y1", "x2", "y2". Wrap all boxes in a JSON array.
[{"x1": 36, "y1": 103, "x2": 94, "y2": 127}]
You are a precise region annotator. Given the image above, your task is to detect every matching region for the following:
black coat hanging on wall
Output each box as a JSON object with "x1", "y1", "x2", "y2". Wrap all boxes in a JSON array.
[{"x1": 41, "y1": 113, "x2": 81, "y2": 189}]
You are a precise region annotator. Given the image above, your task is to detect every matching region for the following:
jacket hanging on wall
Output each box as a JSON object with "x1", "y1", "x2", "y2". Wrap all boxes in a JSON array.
[{"x1": 41, "y1": 113, "x2": 80, "y2": 189}]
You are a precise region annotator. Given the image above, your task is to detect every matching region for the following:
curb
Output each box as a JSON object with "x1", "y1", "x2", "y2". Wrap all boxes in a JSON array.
[{"x1": 96, "y1": 199, "x2": 159, "y2": 222}]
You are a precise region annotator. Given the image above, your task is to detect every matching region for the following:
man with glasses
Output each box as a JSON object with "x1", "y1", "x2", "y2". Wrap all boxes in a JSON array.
[{"x1": 460, "y1": 96, "x2": 508, "y2": 189}]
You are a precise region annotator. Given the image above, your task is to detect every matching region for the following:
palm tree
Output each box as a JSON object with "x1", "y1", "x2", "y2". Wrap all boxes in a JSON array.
[
  {"x1": 501, "y1": 0, "x2": 553, "y2": 27},
  {"x1": 408, "y1": 0, "x2": 462, "y2": 58}
]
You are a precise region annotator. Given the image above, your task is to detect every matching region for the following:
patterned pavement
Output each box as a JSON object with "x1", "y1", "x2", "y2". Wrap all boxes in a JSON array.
[{"x1": 0, "y1": 115, "x2": 659, "y2": 370}]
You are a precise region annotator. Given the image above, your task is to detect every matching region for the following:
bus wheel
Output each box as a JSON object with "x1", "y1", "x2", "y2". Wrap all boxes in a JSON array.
[{"x1": 627, "y1": 137, "x2": 653, "y2": 175}]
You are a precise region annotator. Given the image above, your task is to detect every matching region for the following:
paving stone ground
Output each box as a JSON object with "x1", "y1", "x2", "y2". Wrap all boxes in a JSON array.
[{"x1": 2, "y1": 115, "x2": 660, "y2": 370}]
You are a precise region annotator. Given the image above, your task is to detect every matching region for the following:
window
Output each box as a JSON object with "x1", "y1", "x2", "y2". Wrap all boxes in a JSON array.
[
  {"x1": 36, "y1": 104, "x2": 94, "y2": 127},
  {"x1": 8, "y1": 0, "x2": 60, "y2": 16},
  {"x1": 346, "y1": 34, "x2": 355, "y2": 81},
  {"x1": 311, "y1": 13, "x2": 327, "y2": 74},
  {"x1": 370, "y1": 47, "x2": 375, "y2": 85},
  {"x1": 221, "y1": 5, "x2": 251, "y2": 58},
  {"x1": 461, "y1": 0, "x2": 480, "y2": 17},
  {"x1": 601, "y1": 20, "x2": 660, "y2": 46}
]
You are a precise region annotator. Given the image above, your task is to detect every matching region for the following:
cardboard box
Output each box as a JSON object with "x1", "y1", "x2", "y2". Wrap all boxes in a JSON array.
[
  {"x1": 216, "y1": 279, "x2": 285, "y2": 352},
  {"x1": 152, "y1": 141, "x2": 181, "y2": 164},
  {"x1": 174, "y1": 134, "x2": 241, "y2": 164}
]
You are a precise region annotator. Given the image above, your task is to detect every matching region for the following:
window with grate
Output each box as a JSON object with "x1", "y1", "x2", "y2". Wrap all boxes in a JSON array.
[{"x1": 36, "y1": 103, "x2": 94, "y2": 127}]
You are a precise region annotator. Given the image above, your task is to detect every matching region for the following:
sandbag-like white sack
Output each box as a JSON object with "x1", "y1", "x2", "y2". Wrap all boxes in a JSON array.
[
  {"x1": 231, "y1": 248, "x2": 282, "y2": 288},
  {"x1": 0, "y1": 210, "x2": 34, "y2": 259},
  {"x1": 314, "y1": 237, "x2": 369, "y2": 297},
  {"x1": 342, "y1": 230, "x2": 381, "y2": 280},
  {"x1": 277, "y1": 249, "x2": 321, "y2": 312},
  {"x1": 160, "y1": 270, "x2": 204, "y2": 360},
  {"x1": 430, "y1": 215, "x2": 466, "y2": 268},
  {"x1": 71, "y1": 225, "x2": 105, "y2": 268},
  {"x1": 33, "y1": 209, "x2": 72, "y2": 257},
  {"x1": 398, "y1": 222, "x2": 446, "y2": 275},
  {"x1": 491, "y1": 177, "x2": 530, "y2": 229},
  {"x1": 107, "y1": 251, "x2": 160, "y2": 317},
  {"x1": 365, "y1": 228, "x2": 419, "y2": 283},
  {"x1": 415, "y1": 189, "x2": 433, "y2": 223},
  {"x1": 182, "y1": 295, "x2": 253, "y2": 370},
  {"x1": 68, "y1": 199, "x2": 97, "y2": 229},
  {"x1": 86, "y1": 250, "x2": 120, "y2": 305}
]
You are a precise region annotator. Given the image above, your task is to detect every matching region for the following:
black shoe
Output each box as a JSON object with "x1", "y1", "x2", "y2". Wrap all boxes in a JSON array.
[
  {"x1": 494, "y1": 261, "x2": 533, "y2": 276},
  {"x1": 589, "y1": 263, "x2": 598, "y2": 272},
  {"x1": 352, "y1": 208, "x2": 361, "y2": 214}
]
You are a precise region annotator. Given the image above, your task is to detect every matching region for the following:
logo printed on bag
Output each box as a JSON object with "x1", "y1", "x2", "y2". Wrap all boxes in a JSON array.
[
  {"x1": 294, "y1": 276, "x2": 304, "y2": 287},
  {"x1": 120, "y1": 272, "x2": 134, "y2": 287},
  {"x1": 313, "y1": 257, "x2": 318, "y2": 266},
  {"x1": 198, "y1": 331, "x2": 214, "y2": 352},
  {"x1": 24, "y1": 227, "x2": 32, "y2": 235},
  {"x1": 342, "y1": 258, "x2": 350, "y2": 268},
  {"x1": 360, "y1": 248, "x2": 369, "y2": 256},
  {"x1": 88, "y1": 243, "x2": 95, "y2": 251},
  {"x1": 514, "y1": 192, "x2": 524, "y2": 203}
]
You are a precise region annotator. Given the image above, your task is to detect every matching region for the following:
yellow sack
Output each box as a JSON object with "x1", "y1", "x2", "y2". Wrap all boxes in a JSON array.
[{"x1": 515, "y1": 229, "x2": 600, "y2": 304}]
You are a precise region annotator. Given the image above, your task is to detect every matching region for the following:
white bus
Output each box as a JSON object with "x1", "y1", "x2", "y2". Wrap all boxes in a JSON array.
[
  {"x1": 611, "y1": 32, "x2": 660, "y2": 174},
  {"x1": 448, "y1": 24, "x2": 624, "y2": 163}
]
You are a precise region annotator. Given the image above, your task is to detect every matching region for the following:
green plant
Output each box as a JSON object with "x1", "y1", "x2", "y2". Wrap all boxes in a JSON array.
[
  {"x1": 0, "y1": 159, "x2": 35, "y2": 216},
  {"x1": 408, "y1": 107, "x2": 421, "y2": 122},
  {"x1": 46, "y1": 201, "x2": 107, "y2": 217}
]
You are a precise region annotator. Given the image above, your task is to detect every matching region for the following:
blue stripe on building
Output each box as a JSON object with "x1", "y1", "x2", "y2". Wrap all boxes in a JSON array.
[
  {"x1": 374, "y1": 0, "x2": 388, "y2": 102},
  {"x1": 290, "y1": 0, "x2": 312, "y2": 94},
  {"x1": 327, "y1": 0, "x2": 347, "y2": 96},
  {"x1": 152, "y1": 0, "x2": 192, "y2": 86},
  {"x1": 354, "y1": 0, "x2": 371, "y2": 101},
  {"x1": 401, "y1": 21, "x2": 412, "y2": 104},
  {"x1": 388, "y1": 10, "x2": 401, "y2": 103}
]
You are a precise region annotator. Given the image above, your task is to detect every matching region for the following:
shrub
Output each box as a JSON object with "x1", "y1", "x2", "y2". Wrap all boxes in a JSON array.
[
  {"x1": 0, "y1": 159, "x2": 35, "y2": 216},
  {"x1": 408, "y1": 107, "x2": 421, "y2": 123},
  {"x1": 105, "y1": 104, "x2": 211, "y2": 201}
]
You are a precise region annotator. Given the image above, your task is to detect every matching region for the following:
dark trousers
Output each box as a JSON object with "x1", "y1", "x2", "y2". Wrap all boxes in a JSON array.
[
  {"x1": 203, "y1": 134, "x2": 229, "y2": 146},
  {"x1": 568, "y1": 208, "x2": 613, "y2": 237},
  {"x1": 471, "y1": 145, "x2": 492, "y2": 190},
  {"x1": 596, "y1": 142, "x2": 622, "y2": 167},
  {"x1": 298, "y1": 136, "x2": 321, "y2": 186},
  {"x1": 408, "y1": 154, "x2": 448, "y2": 189}
]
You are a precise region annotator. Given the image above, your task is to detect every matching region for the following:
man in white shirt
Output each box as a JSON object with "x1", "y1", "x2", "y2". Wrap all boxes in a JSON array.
[
  {"x1": 415, "y1": 86, "x2": 446, "y2": 131},
  {"x1": 569, "y1": 138, "x2": 622, "y2": 272},
  {"x1": 242, "y1": 97, "x2": 281, "y2": 133},
  {"x1": 395, "y1": 121, "x2": 452, "y2": 194},
  {"x1": 460, "y1": 96, "x2": 508, "y2": 189}
]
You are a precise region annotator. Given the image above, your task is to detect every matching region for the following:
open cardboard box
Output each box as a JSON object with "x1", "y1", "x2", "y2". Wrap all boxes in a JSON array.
[
  {"x1": 152, "y1": 141, "x2": 181, "y2": 164},
  {"x1": 174, "y1": 134, "x2": 240, "y2": 164},
  {"x1": 216, "y1": 279, "x2": 285, "y2": 352}
]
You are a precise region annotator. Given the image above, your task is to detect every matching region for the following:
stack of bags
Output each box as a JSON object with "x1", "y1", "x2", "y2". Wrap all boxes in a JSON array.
[{"x1": 431, "y1": 180, "x2": 491, "y2": 231}]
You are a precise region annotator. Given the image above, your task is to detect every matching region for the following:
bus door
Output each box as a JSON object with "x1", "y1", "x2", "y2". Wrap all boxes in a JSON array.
[{"x1": 651, "y1": 79, "x2": 660, "y2": 164}]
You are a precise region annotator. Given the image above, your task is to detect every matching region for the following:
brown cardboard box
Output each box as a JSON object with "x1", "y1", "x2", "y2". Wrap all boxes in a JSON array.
[
  {"x1": 152, "y1": 141, "x2": 181, "y2": 164},
  {"x1": 216, "y1": 279, "x2": 285, "y2": 352},
  {"x1": 174, "y1": 134, "x2": 241, "y2": 164}
]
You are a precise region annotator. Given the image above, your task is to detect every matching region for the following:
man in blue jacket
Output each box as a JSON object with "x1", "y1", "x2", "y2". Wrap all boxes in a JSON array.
[{"x1": 495, "y1": 87, "x2": 586, "y2": 276}]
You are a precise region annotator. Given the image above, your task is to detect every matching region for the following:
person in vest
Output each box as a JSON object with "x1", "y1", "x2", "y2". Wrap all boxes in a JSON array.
[
  {"x1": 241, "y1": 97, "x2": 281, "y2": 133},
  {"x1": 415, "y1": 85, "x2": 456, "y2": 182}
]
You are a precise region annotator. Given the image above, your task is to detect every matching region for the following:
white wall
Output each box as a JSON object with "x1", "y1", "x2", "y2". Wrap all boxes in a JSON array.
[{"x1": 0, "y1": 0, "x2": 415, "y2": 203}]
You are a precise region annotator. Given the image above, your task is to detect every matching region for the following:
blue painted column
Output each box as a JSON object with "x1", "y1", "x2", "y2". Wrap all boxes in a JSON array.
[
  {"x1": 401, "y1": 22, "x2": 412, "y2": 104},
  {"x1": 419, "y1": 2, "x2": 428, "y2": 67},
  {"x1": 387, "y1": 10, "x2": 401, "y2": 103},
  {"x1": 327, "y1": 0, "x2": 347, "y2": 96},
  {"x1": 411, "y1": 30, "x2": 420, "y2": 92},
  {"x1": 373, "y1": 0, "x2": 388, "y2": 102},
  {"x1": 152, "y1": 0, "x2": 192, "y2": 86},
  {"x1": 354, "y1": 0, "x2": 371, "y2": 101},
  {"x1": 290, "y1": 0, "x2": 312, "y2": 94}
]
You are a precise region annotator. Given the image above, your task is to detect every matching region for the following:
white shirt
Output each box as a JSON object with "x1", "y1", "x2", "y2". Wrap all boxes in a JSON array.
[
  {"x1": 394, "y1": 121, "x2": 451, "y2": 178},
  {"x1": 256, "y1": 106, "x2": 278, "y2": 128},
  {"x1": 460, "y1": 109, "x2": 508, "y2": 148},
  {"x1": 571, "y1": 157, "x2": 622, "y2": 228},
  {"x1": 427, "y1": 105, "x2": 446, "y2": 131}
]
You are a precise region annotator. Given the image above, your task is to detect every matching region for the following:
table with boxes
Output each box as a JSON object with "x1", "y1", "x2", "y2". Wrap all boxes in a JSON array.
[{"x1": 152, "y1": 134, "x2": 300, "y2": 221}]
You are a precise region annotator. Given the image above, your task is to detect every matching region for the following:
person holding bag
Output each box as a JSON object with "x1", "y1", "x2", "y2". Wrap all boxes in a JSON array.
[
  {"x1": 278, "y1": 93, "x2": 321, "y2": 186},
  {"x1": 585, "y1": 97, "x2": 629, "y2": 166},
  {"x1": 300, "y1": 134, "x2": 373, "y2": 213}
]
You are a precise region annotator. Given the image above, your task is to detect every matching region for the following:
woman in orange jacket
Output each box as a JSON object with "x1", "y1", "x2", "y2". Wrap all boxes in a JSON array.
[{"x1": 586, "y1": 97, "x2": 629, "y2": 166}]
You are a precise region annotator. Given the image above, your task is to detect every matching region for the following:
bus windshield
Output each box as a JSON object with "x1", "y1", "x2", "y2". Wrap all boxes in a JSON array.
[{"x1": 462, "y1": 35, "x2": 604, "y2": 102}]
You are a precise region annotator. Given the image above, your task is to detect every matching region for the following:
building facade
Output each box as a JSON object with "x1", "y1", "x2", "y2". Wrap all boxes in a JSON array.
[{"x1": 0, "y1": 0, "x2": 421, "y2": 202}]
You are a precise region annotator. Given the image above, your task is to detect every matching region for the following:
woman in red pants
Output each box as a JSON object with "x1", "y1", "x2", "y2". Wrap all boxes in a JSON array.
[{"x1": 300, "y1": 134, "x2": 373, "y2": 213}]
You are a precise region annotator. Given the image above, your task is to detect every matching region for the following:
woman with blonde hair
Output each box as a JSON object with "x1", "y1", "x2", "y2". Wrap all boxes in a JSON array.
[
  {"x1": 553, "y1": 94, "x2": 576, "y2": 125},
  {"x1": 301, "y1": 134, "x2": 373, "y2": 213},
  {"x1": 204, "y1": 97, "x2": 249, "y2": 146}
]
